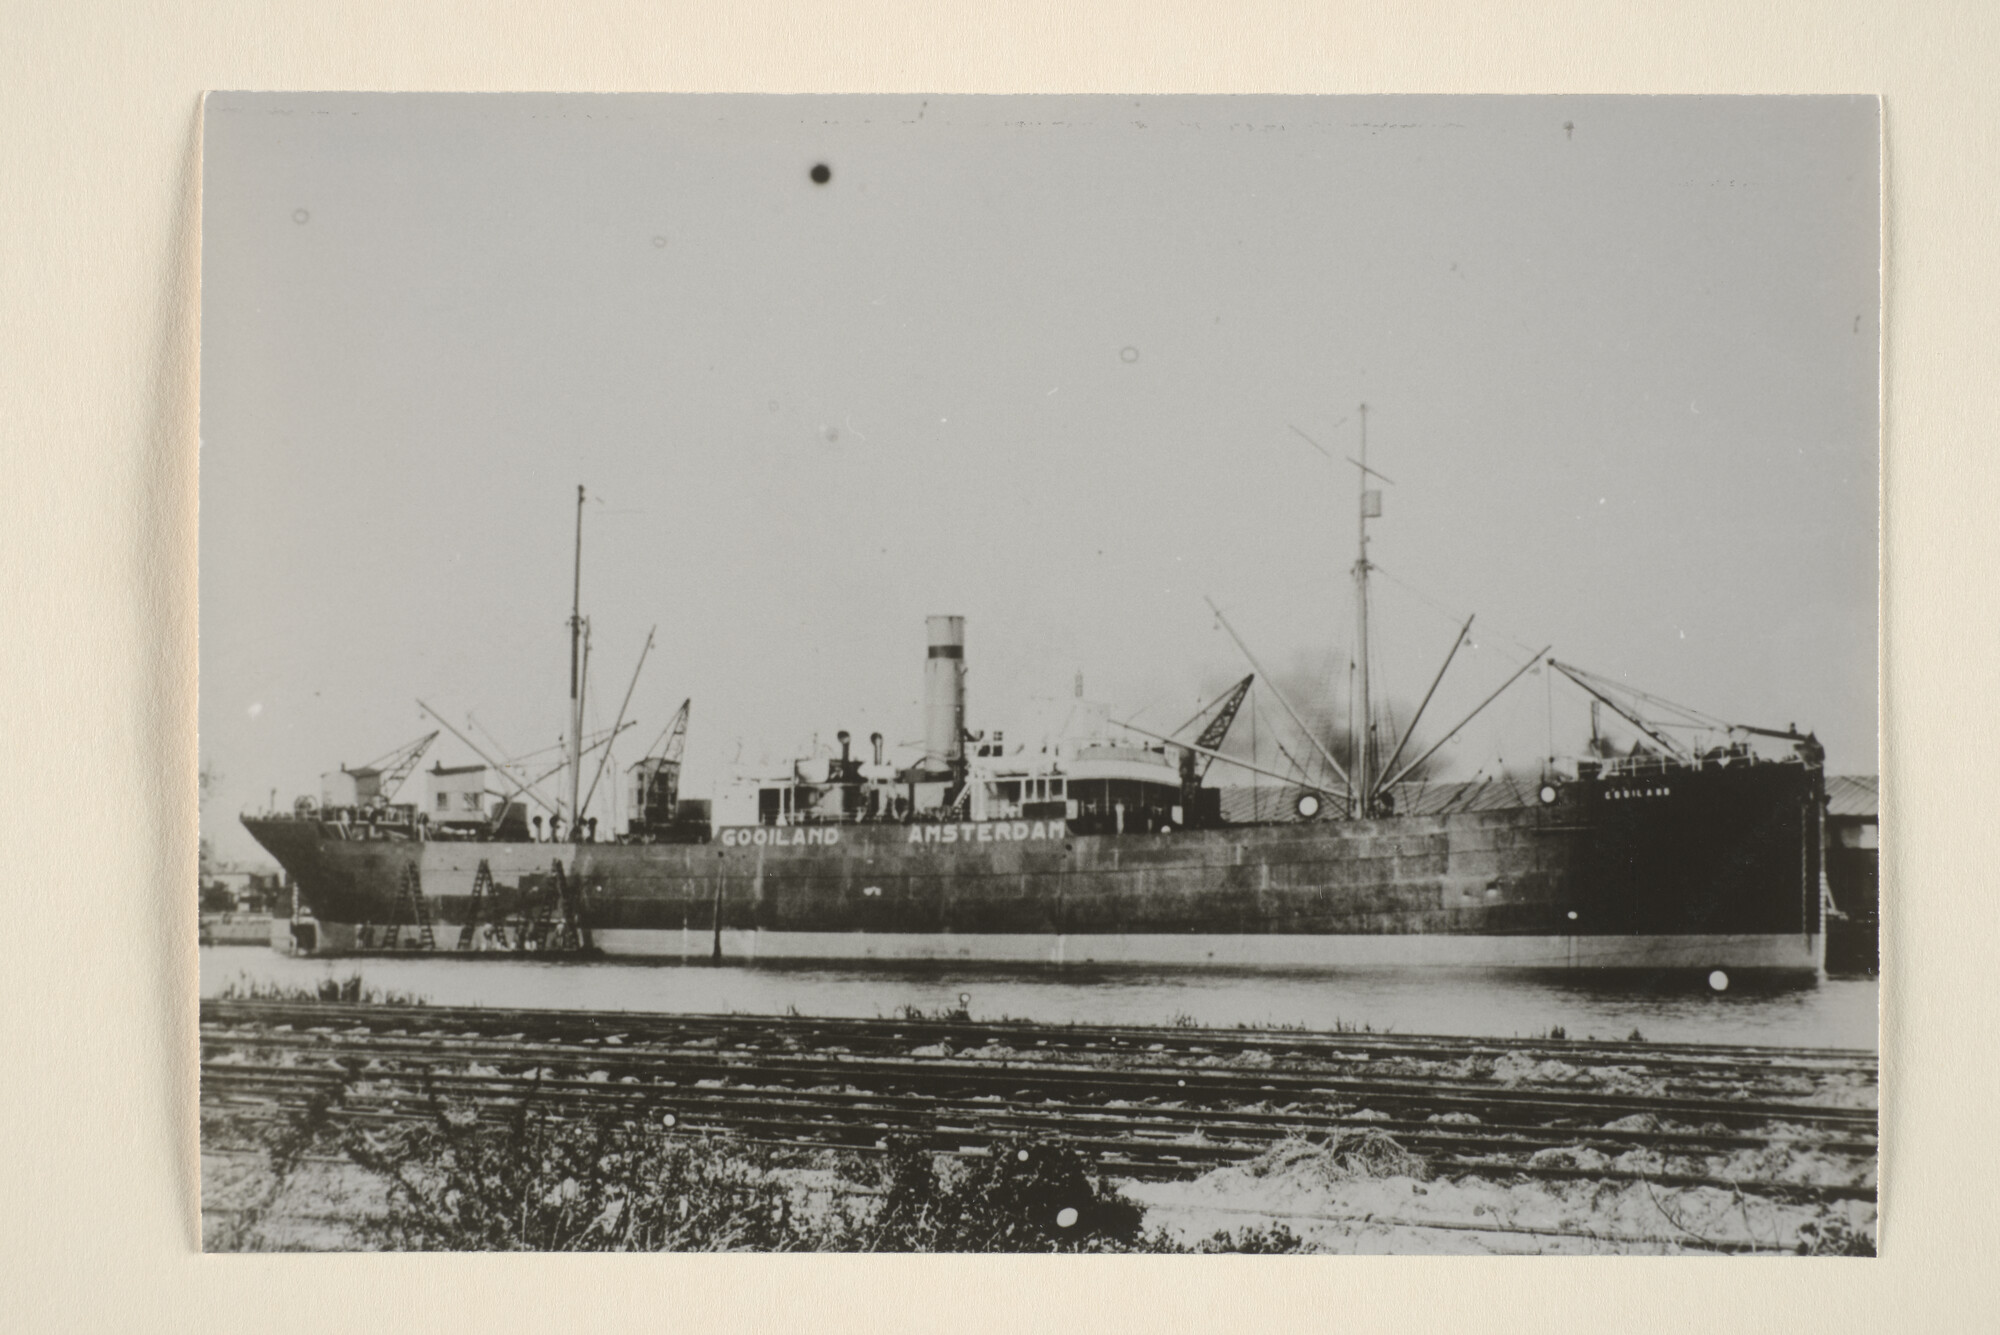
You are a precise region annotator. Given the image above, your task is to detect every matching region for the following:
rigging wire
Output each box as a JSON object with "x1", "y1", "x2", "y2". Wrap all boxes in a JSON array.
[
  {"x1": 1368, "y1": 562, "x2": 1469, "y2": 633},
  {"x1": 467, "y1": 713, "x2": 519, "y2": 765},
  {"x1": 583, "y1": 672, "x2": 604, "y2": 828},
  {"x1": 1487, "y1": 673, "x2": 1535, "y2": 773},
  {"x1": 1344, "y1": 654, "x2": 1356, "y2": 782},
  {"x1": 465, "y1": 713, "x2": 588, "y2": 777},
  {"x1": 1546, "y1": 654, "x2": 1556, "y2": 774},
  {"x1": 1556, "y1": 660, "x2": 1737, "y2": 734},
  {"x1": 1367, "y1": 594, "x2": 1390, "y2": 775},
  {"x1": 1249, "y1": 690, "x2": 1261, "y2": 821},
  {"x1": 1371, "y1": 563, "x2": 1549, "y2": 667},
  {"x1": 1272, "y1": 734, "x2": 1317, "y2": 791}
]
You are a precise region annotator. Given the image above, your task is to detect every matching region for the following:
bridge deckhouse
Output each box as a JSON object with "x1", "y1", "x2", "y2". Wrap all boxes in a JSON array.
[{"x1": 966, "y1": 735, "x2": 1187, "y2": 833}]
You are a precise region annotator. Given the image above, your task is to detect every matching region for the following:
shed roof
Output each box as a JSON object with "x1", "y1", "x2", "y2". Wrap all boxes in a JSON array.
[{"x1": 1826, "y1": 774, "x2": 1878, "y2": 819}]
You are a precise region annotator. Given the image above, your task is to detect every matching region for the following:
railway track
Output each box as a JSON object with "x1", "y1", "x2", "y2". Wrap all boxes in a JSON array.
[
  {"x1": 203, "y1": 999, "x2": 1877, "y2": 1067},
  {"x1": 200, "y1": 1000, "x2": 1877, "y2": 1202}
]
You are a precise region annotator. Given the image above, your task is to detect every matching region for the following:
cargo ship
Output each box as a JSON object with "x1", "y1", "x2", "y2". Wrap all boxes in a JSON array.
[{"x1": 243, "y1": 440, "x2": 1828, "y2": 974}]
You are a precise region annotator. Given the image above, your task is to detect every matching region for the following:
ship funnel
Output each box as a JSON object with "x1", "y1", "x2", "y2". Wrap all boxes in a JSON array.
[
  {"x1": 925, "y1": 615, "x2": 966, "y2": 770},
  {"x1": 838, "y1": 730, "x2": 852, "y2": 764},
  {"x1": 870, "y1": 732, "x2": 884, "y2": 765}
]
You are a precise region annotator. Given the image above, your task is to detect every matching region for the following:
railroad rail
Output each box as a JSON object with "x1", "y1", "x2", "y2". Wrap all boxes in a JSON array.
[{"x1": 200, "y1": 1000, "x2": 1877, "y2": 1203}]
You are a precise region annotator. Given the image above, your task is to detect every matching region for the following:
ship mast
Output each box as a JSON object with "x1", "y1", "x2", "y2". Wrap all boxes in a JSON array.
[
  {"x1": 1352, "y1": 404, "x2": 1373, "y2": 817},
  {"x1": 568, "y1": 484, "x2": 586, "y2": 837}
]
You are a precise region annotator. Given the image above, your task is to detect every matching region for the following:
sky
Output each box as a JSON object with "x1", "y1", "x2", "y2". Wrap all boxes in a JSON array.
[{"x1": 200, "y1": 93, "x2": 1879, "y2": 864}]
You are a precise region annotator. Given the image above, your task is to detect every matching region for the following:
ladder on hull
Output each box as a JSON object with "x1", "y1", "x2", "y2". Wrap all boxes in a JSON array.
[
  {"x1": 516, "y1": 860, "x2": 591, "y2": 954},
  {"x1": 457, "y1": 860, "x2": 508, "y2": 950},
  {"x1": 362, "y1": 858, "x2": 589, "y2": 955},
  {"x1": 374, "y1": 862, "x2": 436, "y2": 951}
]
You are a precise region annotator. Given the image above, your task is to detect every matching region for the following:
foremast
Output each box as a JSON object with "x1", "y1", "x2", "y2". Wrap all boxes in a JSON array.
[
  {"x1": 1351, "y1": 405, "x2": 1388, "y2": 817},
  {"x1": 567, "y1": 484, "x2": 587, "y2": 838}
]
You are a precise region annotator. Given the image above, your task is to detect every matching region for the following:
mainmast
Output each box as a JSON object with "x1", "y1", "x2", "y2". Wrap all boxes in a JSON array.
[
  {"x1": 567, "y1": 484, "x2": 586, "y2": 837},
  {"x1": 1352, "y1": 404, "x2": 1376, "y2": 817}
]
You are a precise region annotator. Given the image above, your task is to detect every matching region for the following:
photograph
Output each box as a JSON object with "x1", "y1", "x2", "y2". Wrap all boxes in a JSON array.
[{"x1": 197, "y1": 92, "x2": 1879, "y2": 1254}]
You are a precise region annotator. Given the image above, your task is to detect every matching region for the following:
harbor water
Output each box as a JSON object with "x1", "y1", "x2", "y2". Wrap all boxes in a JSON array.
[{"x1": 199, "y1": 948, "x2": 1879, "y2": 1050}]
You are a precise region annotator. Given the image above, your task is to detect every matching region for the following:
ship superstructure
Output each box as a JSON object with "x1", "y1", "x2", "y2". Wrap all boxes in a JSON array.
[{"x1": 715, "y1": 618, "x2": 1207, "y2": 839}]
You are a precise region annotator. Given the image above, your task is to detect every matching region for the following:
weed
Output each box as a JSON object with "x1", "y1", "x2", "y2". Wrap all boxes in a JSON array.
[
  {"x1": 1794, "y1": 1214, "x2": 1876, "y2": 1257},
  {"x1": 1244, "y1": 1130, "x2": 1432, "y2": 1184},
  {"x1": 218, "y1": 972, "x2": 427, "y2": 1006},
  {"x1": 886, "y1": 1001, "x2": 973, "y2": 1024},
  {"x1": 864, "y1": 1134, "x2": 1146, "y2": 1253},
  {"x1": 210, "y1": 1092, "x2": 1386, "y2": 1254},
  {"x1": 1182, "y1": 1223, "x2": 1314, "y2": 1253},
  {"x1": 342, "y1": 1095, "x2": 805, "y2": 1251},
  {"x1": 201, "y1": 1093, "x2": 344, "y2": 1251}
]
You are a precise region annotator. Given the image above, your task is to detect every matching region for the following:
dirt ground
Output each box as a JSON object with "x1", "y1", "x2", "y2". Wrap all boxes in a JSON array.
[{"x1": 1125, "y1": 1135, "x2": 1874, "y2": 1255}]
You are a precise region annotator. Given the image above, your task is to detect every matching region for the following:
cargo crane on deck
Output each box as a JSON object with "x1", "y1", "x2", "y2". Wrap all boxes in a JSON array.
[
  {"x1": 1171, "y1": 674, "x2": 1253, "y2": 826},
  {"x1": 628, "y1": 698, "x2": 693, "y2": 839},
  {"x1": 304, "y1": 730, "x2": 438, "y2": 817},
  {"x1": 367, "y1": 731, "x2": 439, "y2": 803}
]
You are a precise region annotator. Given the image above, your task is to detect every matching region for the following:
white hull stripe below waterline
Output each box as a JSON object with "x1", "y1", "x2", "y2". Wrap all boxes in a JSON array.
[{"x1": 313, "y1": 925, "x2": 1822, "y2": 970}]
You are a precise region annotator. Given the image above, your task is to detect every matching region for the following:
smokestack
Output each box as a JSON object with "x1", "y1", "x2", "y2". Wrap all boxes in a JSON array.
[
  {"x1": 925, "y1": 615, "x2": 966, "y2": 770},
  {"x1": 838, "y1": 730, "x2": 852, "y2": 766},
  {"x1": 870, "y1": 732, "x2": 884, "y2": 766}
]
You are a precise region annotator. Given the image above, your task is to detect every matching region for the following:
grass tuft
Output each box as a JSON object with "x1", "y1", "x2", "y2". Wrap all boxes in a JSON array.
[{"x1": 218, "y1": 972, "x2": 427, "y2": 1006}]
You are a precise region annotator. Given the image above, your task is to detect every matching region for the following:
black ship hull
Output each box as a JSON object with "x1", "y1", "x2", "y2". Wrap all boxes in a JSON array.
[{"x1": 243, "y1": 755, "x2": 1824, "y2": 974}]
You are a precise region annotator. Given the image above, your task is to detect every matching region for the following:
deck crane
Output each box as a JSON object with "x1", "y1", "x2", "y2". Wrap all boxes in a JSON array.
[
  {"x1": 1180, "y1": 675, "x2": 1256, "y2": 780},
  {"x1": 1170, "y1": 674, "x2": 1254, "y2": 823},
  {"x1": 629, "y1": 699, "x2": 691, "y2": 837},
  {"x1": 344, "y1": 730, "x2": 439, "y2": 808},
  {"x1": 651, "y1": 698, "x2": 690, "y2": 769}
]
